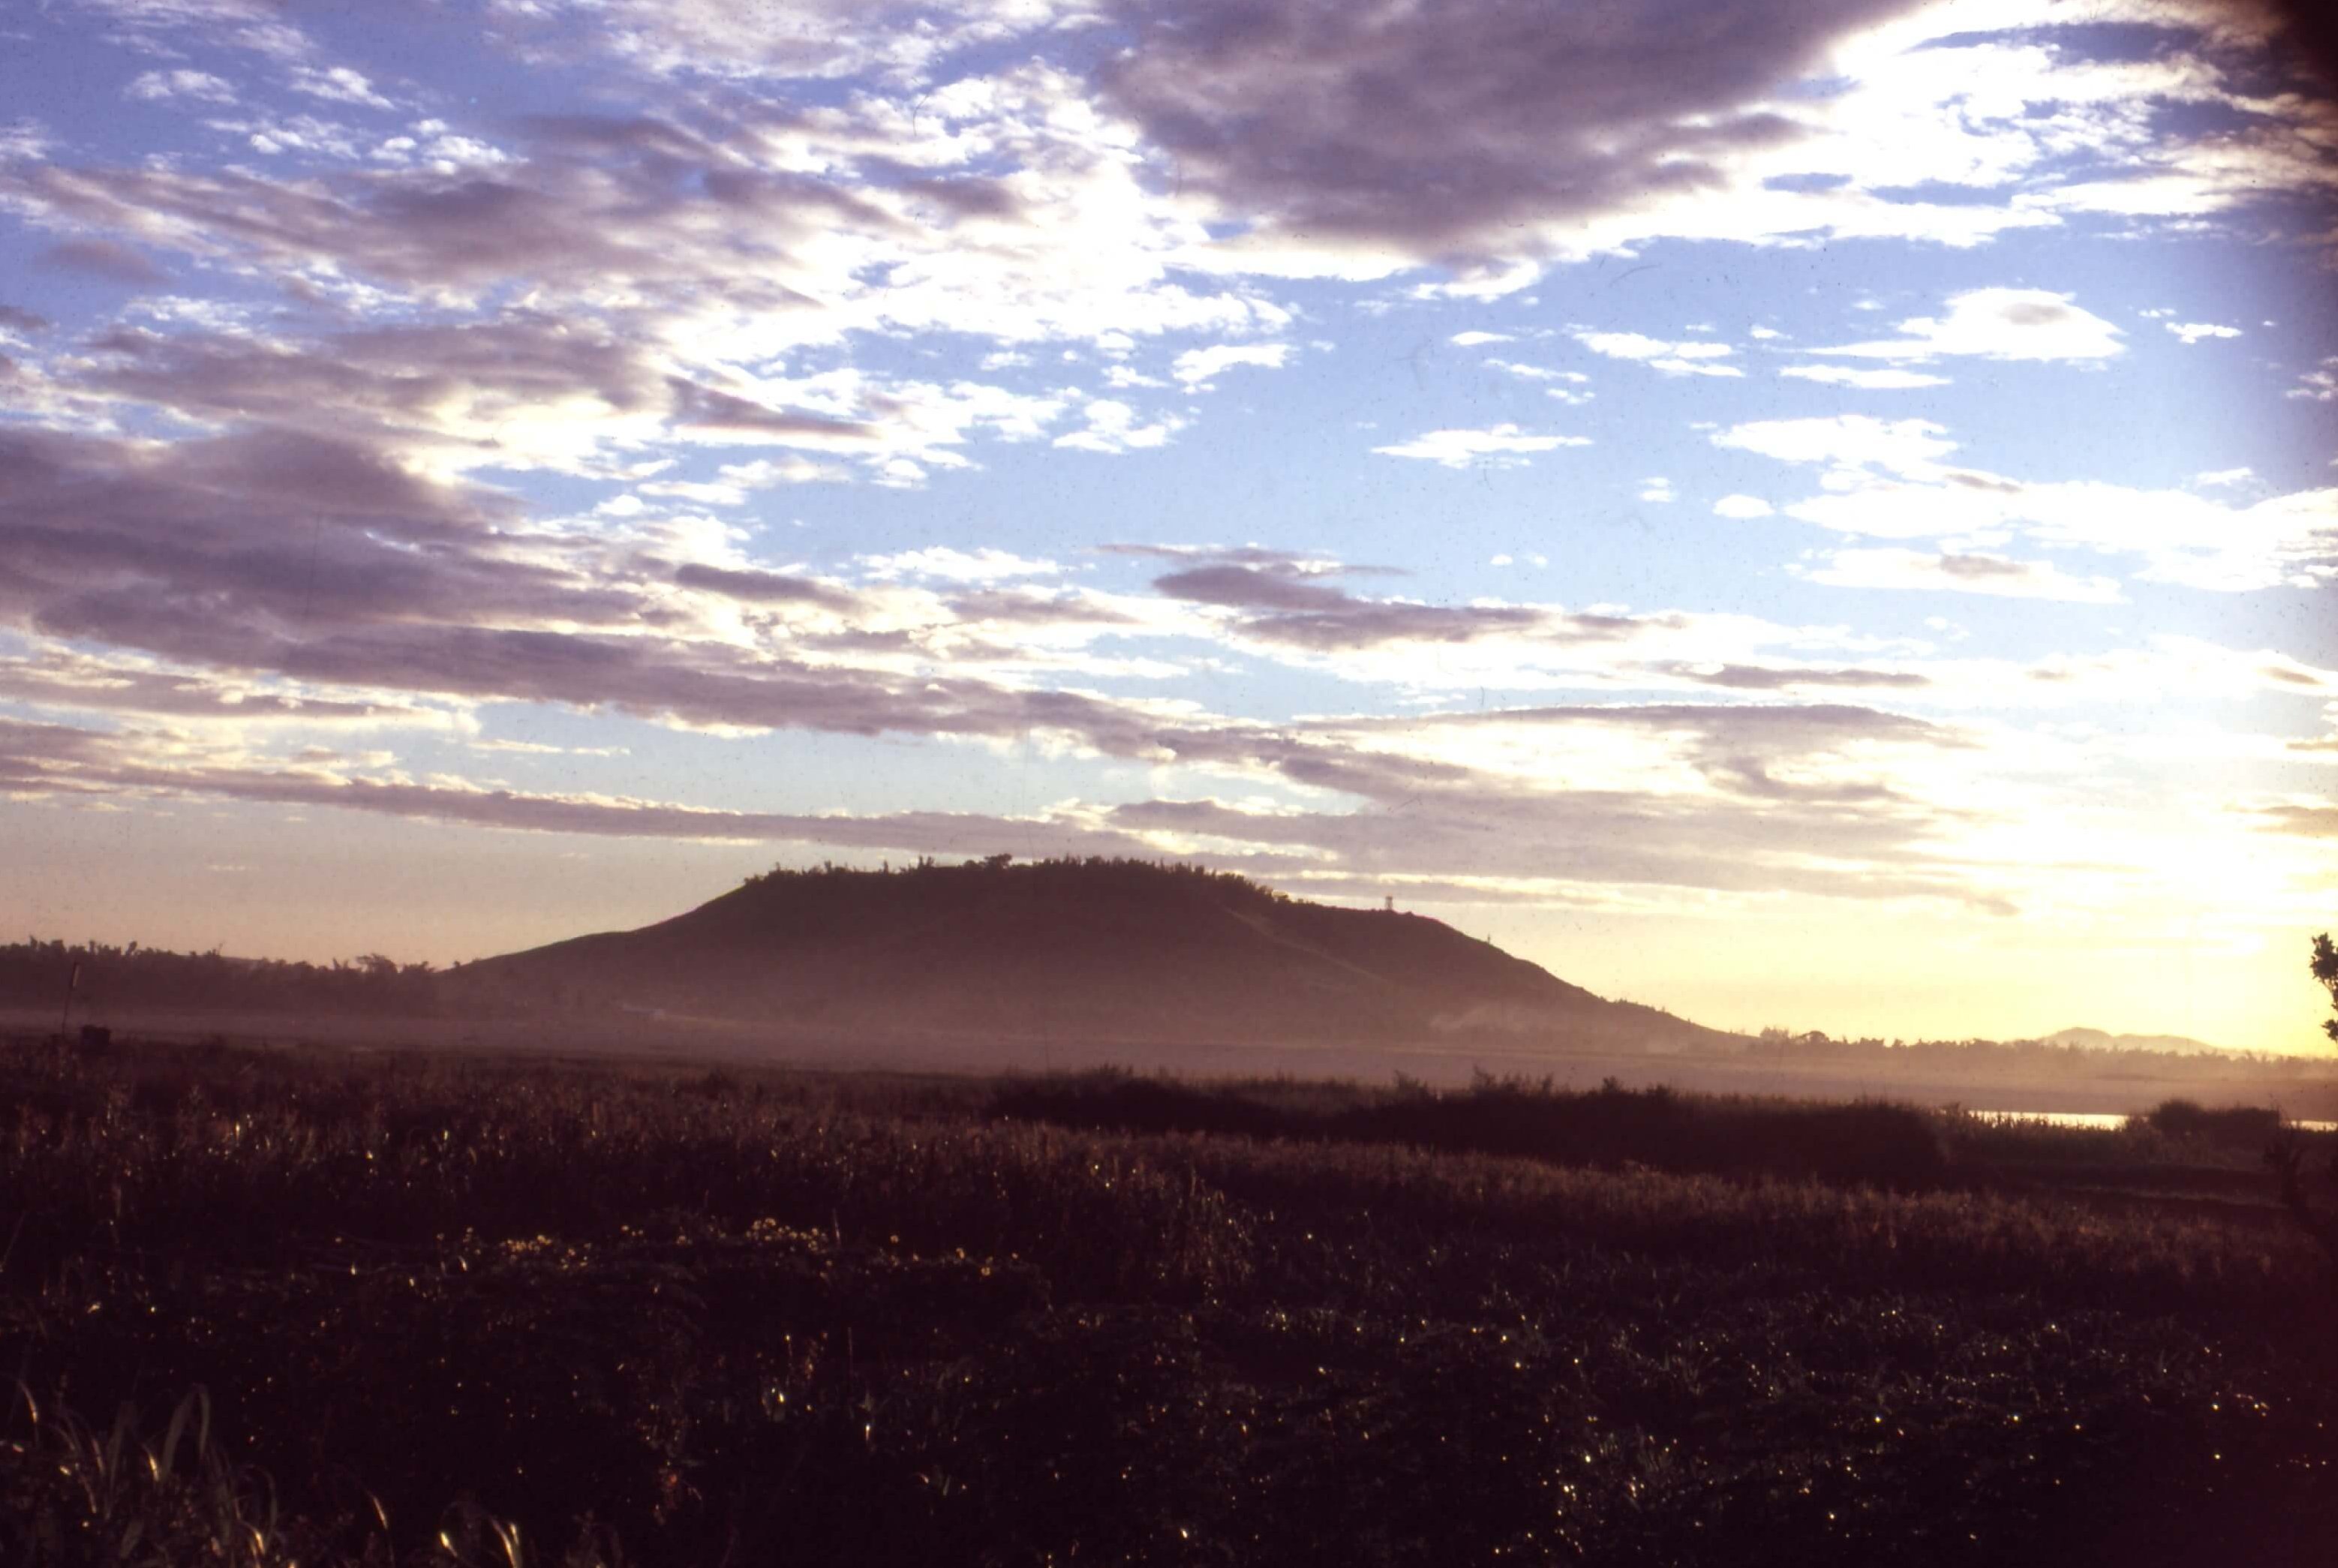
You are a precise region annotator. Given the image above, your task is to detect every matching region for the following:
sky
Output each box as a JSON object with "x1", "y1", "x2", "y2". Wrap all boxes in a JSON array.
[{"x1": 2, "y1": 0, "x2": 2335, "y2": 1051}]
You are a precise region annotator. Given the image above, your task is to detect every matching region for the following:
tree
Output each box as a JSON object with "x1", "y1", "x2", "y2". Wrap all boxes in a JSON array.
[
  {"x1": 2267, "y1": 933, "x2": 2338, "y2": 1265},
  {"x1": 2314, "y1": 932, "x2": 2337, "y2": 1044}
]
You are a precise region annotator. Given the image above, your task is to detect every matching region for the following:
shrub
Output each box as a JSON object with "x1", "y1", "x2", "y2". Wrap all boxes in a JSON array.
[{"x1": 2140, "y1": 1099, "x2": 2282, "y2": 1148}]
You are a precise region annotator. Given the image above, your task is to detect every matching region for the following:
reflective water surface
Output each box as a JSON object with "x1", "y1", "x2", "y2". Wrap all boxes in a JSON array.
[{"x1": 1971, "y1": 1109, "x2": 2338, "y2": 1133}]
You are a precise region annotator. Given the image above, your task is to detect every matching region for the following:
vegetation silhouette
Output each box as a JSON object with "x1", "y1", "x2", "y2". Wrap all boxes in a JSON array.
[
  {"x1": 2316, "y1": 933, "x2": 2338, "y2": 1045},
  {"x1": 988, "y1": 1070, "x2": 1955, "y2": 1188},
  {"x1": 0, "y1": 938, "x2": 443, "y2": 1017},
  {"x1": 4, "y1": 1033, "x2": 2334, "y2": 1566},
  {"x1": 2267, "y1": 932, "x2": 2338, "y2": 1268},
  {"x1": 2141, "y1": 1099, "x2": 2283, "y2": 1149}
]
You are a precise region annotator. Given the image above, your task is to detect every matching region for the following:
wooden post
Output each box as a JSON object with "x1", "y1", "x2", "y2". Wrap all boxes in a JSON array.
[{"x1": 59, "y1": 960, "x2": 80, "y2": 1038}]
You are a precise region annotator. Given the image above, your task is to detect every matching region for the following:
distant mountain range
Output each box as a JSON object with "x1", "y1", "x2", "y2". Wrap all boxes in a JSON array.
[
  {"x1": 450, "y1": 858, "x2": 1740, "y2": 1052},
  {"x1": 2030, "y1": 1027, "x2": 2237, "y2": 1056}
]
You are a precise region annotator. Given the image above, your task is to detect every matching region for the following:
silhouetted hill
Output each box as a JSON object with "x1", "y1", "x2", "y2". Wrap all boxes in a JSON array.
[{"x1": 451, "y1": 858, "x2": 1739, "y2": 1051}]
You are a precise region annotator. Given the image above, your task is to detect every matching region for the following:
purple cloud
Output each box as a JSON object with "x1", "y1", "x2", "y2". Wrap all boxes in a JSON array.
[
  {"x1": 37, "y1": 237, "x2": 169, "y2": 285},
  {"x1": 1097, "y1": 0, "x2": 1919, "y2": 263},
  {"x1": 672, "y1": 563, "x2": 863, "y2": 611}
]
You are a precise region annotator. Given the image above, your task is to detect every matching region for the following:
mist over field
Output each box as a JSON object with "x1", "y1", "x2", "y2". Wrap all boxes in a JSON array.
[{"x1": 13, "y1": 861, "x2": 2338, "y2": 1118}]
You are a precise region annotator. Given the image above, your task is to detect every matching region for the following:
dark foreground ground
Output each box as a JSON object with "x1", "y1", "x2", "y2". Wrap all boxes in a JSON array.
[{"x1": 3, "y1": 1035, "x2": 2335, "y2": 1566}]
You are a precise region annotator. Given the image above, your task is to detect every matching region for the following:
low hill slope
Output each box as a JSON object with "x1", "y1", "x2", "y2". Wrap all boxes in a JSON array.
[{"x1": 452, "y1": 858, "x2": 1735, "y2": 1050}]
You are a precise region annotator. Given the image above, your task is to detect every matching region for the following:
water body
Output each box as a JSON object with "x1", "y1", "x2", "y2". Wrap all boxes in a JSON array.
[{"x1": 1973, "y1": 1109, "x2": 2338, "y2": 1133}]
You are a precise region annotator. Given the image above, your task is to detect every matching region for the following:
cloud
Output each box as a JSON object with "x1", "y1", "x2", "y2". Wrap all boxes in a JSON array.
[
  {"x1": 2165, "y1": 321, "x2": 2241, "y2": 344},
  {"x1": 1483, "y1": 358, "x2": 1585, "y2": 383},
  {"x1": 0, "y1": 83, "x2": 1288, "y2": 361},
  {"x1": 0, "y1": 715, "x2": 1170, "y2": 852},
  {"x1": 1572, "y1": 331, "x2": 1743, "y2": 377},
  {"x1": 1372, "y1": 422, "x2": 1589, "y2": 470},
  {"x1": 1135, "y1": 558, "x2": 2015, "y2": 698},
  {"x1": 642, "y1": 455, "x2": 851, "y2": 504},
  {"x1": 220, "y1": 0, "x2": 2318, "y2": 308},
  {"x1": 1483, "y1": 357, "x2": 1594, "y2": 404},
  {"x1": 1098, "y1": 542, "x2": 1379, "y2": 572},
  {"x1": 2251, "y1": 801, "x2": 2338, "y2": 840},
  {"x1": 1147, "y1": 554, "x2": 1599, "y2": 653},
  {"x1": 68, "y1": 0, "x2": 312, "y2": 62},
  {"x1": 479, "y1": 0, "x2": 1057, "y2": 87},
  {"x1": 2288, "y1": 358, "x2": 2338, "y2": 402},
  {"x1": 10, "y1": 0, "x2": 2333, "y2": 957},
  {"x1": 1712, "y1": 414, "x2": 1957, "y2": 473},
  {"x1": 0, "y1": 420, "x2": 1238, "y2": 762},
  {"x1": 1778, "y1": 364, "x2": 1950, "y2": 389},
  {"x1": 0, "y1": 665, "x2": 2011, "y2": 915},
  {"x1": 5, "y1": 509, "x2": 2312, "y2": 930},
  {"x1": 1811, "y1": 287, "x2": 2125, "y2": 363},
  {"x1": 80, "y1": 316, "x2": 675, "y2": 475},
  {"x1": 1712, "y1": 415, "x2": 2338, "y2": 590},
  {"x1": 1090, "y1": 0, "x2": 2338, "y2": 293},
  {"x1": 0, "y1": 420, "x2": 618, "y2": 659},
  {"x1": 125, "y1": 70, "x2": 239, "y2": 105},
  {"x1": 1171, "y1": 341, "x2": 1292, "y2": 388},
  {"x1": 2195, "y1": 467, "x2": 2255, "y2": 488},
  {"x1": 1799, "y1": 548, "x2": 2126, "y2": 603},
  {"x1": 666, "y1": 380, "x2": 886, "y2": 445},
  {"x1": 35, "y1": 237, "x2": 168, "y2": 286},
  {"x1": 861, "y1": 546, "x2": 1062, "y2": 584},
  {"x1": 943, "y1": 588, "x2": 1135, "y2": 631},
  {"x1": 1105, "y1": 700, "x2": 1999, "y2": 906},
  {"x1": 287, "y1": 67, "x2": 394, "y2": 110},
  {"x1": 1641, "y1": 663, "x2": 1930, "y2": 692},
  {"x1": 1639, "y1": 477, "x2": 1677, "y2": 503},
  {"x1": 1094, "y1": 0, "x2": 2049, "y2": 277},
  {"x1": 0, "y1": 648, "x2": 448, "y2": 727},
  {"x1": 0, "y1": 693, "x2": 2015, "y2": 914},
  {"x1": 1053, "y1": 398, "x2": 1185, "y2": 454},
  {"x1": 672, "y1": 564, "x2": 863, "y2": 613},
  {"x1": 1153, "y1": 565, "x2": 1353, "y2": 614},
  {"x1": 2019, "y1": 104, "x2": 2338, "y2": 227},
  {"x1": 68, "y1": 314, "x2": 1083, "y2": 486}
]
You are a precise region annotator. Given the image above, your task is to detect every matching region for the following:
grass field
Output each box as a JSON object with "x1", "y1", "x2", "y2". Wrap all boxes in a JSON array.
[{"x1": 3, "y1": 1036, "x2": 2334, "y2": 1566}]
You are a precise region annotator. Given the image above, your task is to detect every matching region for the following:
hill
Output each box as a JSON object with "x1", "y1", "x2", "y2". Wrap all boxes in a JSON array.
[
  {"x1": 2033, "y1": 1026, "x2": 2237, "y2": 1056},
  {"x1": 450, "y1": 857, "x2": 1738, "y2": 1052}
]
